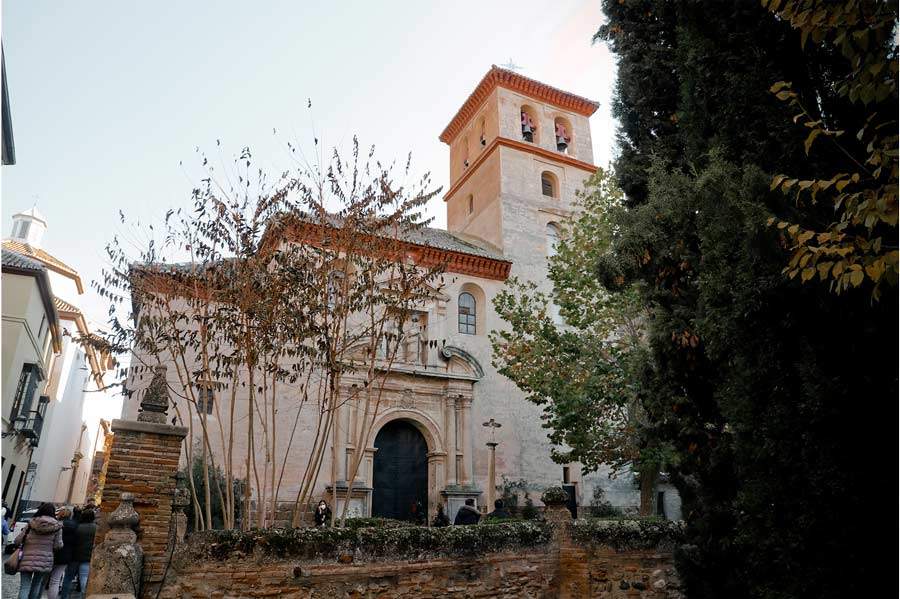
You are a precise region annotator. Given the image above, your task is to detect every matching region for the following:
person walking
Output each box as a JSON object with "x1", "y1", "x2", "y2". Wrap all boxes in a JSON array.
[
  {"x1": 60, "y1": 508, "x2": 96, "y2": 599},
  {"x1": 2, "y1": 503, "x2": 10, "y2": 548},
  {"x1": 12, "y1": 502, "x2": 63, "y2": 599},
  {"x1": 48, "y1": 507, "x2": 78, "y2": 599},
  {"x1": 453, "y1": 498, "x2": 481, "y2": 525}
]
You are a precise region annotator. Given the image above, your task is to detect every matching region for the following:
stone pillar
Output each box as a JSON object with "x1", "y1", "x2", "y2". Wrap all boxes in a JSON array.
[
  {"x1": 426, "y1": 451, "x2": 446, "y2": 519},
  {"x1": 96, "y1": 366, "x2": 187, "y2": 590},
  {"x1": 86, "y1": 492, "x2": 142, "y2": 598},
  {"x1": 443, "y1": 393, "x2": 457, "y2": 484},
  {"x1": 456, "y1": 396, "x2": 472, "y2": 486}
]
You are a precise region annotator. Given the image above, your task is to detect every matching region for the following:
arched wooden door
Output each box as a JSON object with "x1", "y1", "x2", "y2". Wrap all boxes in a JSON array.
[{"x1": 372, "y1": 420, "x2": 428, "y2": 521}]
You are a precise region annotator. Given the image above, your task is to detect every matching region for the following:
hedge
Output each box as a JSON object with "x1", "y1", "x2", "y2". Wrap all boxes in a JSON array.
[
  {"x1": 187, "y1": 520, "x2": 553, "y2": 561},
  {"x1": 570, "y1": 518, "x2": 685, "y2": 551}
]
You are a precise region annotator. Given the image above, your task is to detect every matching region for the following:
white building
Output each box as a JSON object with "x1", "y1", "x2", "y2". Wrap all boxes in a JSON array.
[
  {"x1": 2, "y1": 244, "x2": 60, "y2": 514},
  {"x1": 2, "y1": 208, "x2": 114, "y2": 512}
]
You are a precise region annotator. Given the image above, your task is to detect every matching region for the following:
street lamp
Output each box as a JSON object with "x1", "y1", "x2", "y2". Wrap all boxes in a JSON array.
[{"x1": 482, "y1": 418, "x2": 502, "y2": 510}]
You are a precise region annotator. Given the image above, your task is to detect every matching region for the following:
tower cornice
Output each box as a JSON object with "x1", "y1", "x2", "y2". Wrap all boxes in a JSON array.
[
  {"x1": 439, "y1": 65, "x2": 599, "y2": 145},
  {"x1": 443, "y1": 136, "x2": 597, "y2": 202}
]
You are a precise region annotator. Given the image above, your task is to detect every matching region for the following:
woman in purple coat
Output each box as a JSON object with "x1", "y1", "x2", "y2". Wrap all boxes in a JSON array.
[{"x1": 13, "y1": 502, "x2": 63, "y2": 599}]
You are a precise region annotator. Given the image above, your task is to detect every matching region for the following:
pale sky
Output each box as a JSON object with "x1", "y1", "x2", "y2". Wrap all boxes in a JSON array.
[{"x1": 1, "y1": 0, "x2": 617, "y2": 325}]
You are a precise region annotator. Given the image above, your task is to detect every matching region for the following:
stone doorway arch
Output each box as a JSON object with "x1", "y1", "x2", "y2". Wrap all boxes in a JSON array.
[{"x1": 371, "y1": 420, "x2": 428, "y2": 522}]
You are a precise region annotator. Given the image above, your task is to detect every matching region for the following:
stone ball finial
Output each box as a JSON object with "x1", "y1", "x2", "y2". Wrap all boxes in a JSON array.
[
  {"x1": 138, "y1": 365, "x2": 170, "y2": 423},
  {"x1": 173, "y1": 472, "x2": 191, "y2": 511},
  {"x1": 105, "y1": 492, "x2": 140, "y2": 545}
]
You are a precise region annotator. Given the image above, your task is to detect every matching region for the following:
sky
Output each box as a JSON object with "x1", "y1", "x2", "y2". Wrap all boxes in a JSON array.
[{"x1": 1, "y1": 0, "x2": 617, "y2": 326}]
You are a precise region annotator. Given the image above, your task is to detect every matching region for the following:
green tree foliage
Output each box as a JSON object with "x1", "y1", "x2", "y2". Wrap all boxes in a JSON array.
[
  {"x1": 596, "y1": 1, "x2": 897, "y2": 597},
  {"x1": 490, "y1": 168, "x2": 650, "y2": 476}
]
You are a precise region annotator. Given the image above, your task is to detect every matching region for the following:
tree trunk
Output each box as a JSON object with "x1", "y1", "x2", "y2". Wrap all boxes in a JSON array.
[{"x1": 639, "y1": 462, "x2": 657, "y2": 517}]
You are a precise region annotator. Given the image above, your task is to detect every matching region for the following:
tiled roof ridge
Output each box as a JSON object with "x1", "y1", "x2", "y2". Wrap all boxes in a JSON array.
[
  {"x1": 439, "y1": 65, "x2": 600, "y2": 144},
  {"x1": 2, "y1": 247, "x2": 47, "y2": 272},
  {"x1": 2, "y1": 239, "x2": 79, "y2": 276},
  {"x1": 2, "y1": 239, "x2": 84, "y2": 293},
  {"x1": 53, "y1": 296, "x2": 82, "y2": 314}
]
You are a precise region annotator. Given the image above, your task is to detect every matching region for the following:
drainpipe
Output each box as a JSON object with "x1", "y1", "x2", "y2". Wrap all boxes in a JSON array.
[{"x1": 65, "y1": 423, "x2": 88, "y2": 503}]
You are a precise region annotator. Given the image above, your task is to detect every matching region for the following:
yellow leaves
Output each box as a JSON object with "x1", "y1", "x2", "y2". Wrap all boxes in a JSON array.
[
  {"x1": 804, "y1": 129, "x2": 822, "y2": 155},
  {"x1": 796, "y1": 230, "x2": 815, "y2": 245}
]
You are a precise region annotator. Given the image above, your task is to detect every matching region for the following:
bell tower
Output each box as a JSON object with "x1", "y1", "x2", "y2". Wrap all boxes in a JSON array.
[{"x1": 439, "y1": 66, "x2": 599, "y2": 276}]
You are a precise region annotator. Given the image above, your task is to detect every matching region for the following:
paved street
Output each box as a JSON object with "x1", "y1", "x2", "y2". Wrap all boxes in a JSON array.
[{"x1": 1, "y1": 570, "x2": 86, "y2": 599}]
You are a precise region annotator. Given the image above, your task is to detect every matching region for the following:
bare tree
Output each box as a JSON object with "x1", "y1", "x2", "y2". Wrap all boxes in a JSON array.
[{"x1": 93, "y1": 138, "x2": 445, "y2": 530}]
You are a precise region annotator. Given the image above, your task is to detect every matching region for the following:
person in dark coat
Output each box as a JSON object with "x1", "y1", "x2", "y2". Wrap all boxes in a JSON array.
[
  {"x1": 313, "y1": 500, "x2": 331, "y2": 527},
  {"x1": 48, "y1": 507, "x2": 78, "y2": 599},
  {"x1": 453, "y1": 498, "x2": 480, "y2": 525},
  {"x1": 13, "y1": 502, "x2": 62, "y2": 599},
  {"x1": 431, "y1": 504, "x2": 450, "y2": 527},
  {"x1": 486, "y1": 499, "x2": 511, "y2": 520},
  {"x1": 60, "y1": 508, "x2": 96, "y2": 599}
]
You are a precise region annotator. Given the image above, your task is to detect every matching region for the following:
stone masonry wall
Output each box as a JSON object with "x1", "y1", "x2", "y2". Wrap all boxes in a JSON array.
[
  {"x1": 97, "y1": 419, "x2": 187, "y2": 585},
  {"x1": 157, "y1": 534, "x2": 681, "y2": 599}
]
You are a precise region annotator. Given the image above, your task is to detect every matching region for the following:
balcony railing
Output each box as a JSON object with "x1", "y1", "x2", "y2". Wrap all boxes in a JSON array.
[{"x1": 14, "y1": 395, "x2": 48, "y2": 447}]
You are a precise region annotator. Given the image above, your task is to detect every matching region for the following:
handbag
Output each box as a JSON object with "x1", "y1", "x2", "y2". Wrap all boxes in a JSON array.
[{"x1": 3, "y1": 527, "x2": 28, "y2": 575}]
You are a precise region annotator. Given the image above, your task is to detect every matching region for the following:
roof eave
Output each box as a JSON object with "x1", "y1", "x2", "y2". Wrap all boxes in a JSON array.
[{"x1": 439, "y1": 65, "x2": 600, "y2": 145}]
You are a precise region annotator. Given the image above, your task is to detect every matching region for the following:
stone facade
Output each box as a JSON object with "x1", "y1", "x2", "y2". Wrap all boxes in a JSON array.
[{"x1": 122, "y1": 66, "x2": 674, "y2": 525}]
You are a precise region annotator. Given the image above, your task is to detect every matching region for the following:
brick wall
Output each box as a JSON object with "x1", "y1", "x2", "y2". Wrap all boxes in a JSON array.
[
  {"x1": 157, "y1": 529, "x2": 681, "y2": 598},
  {"x1": 98, "y1": 419, "x2": 187, "y2": 585}
]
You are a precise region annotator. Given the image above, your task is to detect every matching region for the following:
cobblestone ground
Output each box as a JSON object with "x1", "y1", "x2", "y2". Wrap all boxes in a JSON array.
[{"x1": 1, "y1": 570, "x2": 85, "y2": 599}]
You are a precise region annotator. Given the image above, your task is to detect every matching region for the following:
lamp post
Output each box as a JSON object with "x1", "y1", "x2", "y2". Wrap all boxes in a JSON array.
[{"x1": 482, "y1": 418, "x2": 502, "y2": 510}]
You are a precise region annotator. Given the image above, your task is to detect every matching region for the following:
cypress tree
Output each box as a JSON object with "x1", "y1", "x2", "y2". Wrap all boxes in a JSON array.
[{"x1": 596, "y1": 1, "x2": 897, "y2": 597}]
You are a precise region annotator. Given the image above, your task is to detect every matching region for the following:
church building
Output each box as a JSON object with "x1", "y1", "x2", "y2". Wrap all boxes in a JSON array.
[{"x1": 124, "y1": 66, "x2": 678, "y2": 523}]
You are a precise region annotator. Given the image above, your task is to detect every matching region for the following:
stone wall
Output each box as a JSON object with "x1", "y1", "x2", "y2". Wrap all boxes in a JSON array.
[{"x1": 156, "y1": 525, "x2": 681, "y2": 599}]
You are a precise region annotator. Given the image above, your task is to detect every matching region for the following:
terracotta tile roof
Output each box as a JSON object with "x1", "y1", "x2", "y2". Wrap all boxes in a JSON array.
[
  {"x1": 2, "y1": 247, "x2": 45, "y2": 272},
  {"x1": 440, "y1": 65, "x2": 600, "y2": 144},
  {"x1": 53, "y1": 296, "x2": 81, "y2": 315},
  {"x1": 2, "y1": 239, "x2": 84, "y2": 293},
  {"x1": 403, "y1": 227, "x2": 508, "y2": 262}
]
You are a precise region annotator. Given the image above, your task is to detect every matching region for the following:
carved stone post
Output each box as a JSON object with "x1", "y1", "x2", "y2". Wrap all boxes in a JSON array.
[
  {"x1": 86, "y1": 492, "x2": 143, "y2": 598},
  {"x1": 172, "y1": 471, "x2": 191, "y2": 544},
  {"x1": 96, "y1": 365, "x2": 187, "y2": 595}
]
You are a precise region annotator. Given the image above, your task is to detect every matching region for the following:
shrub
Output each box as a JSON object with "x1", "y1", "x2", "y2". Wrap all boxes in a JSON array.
[
  {"x1": 187, "y1": 520, "x2": 553, "y2": 562},
  {"x1": 540, "y1": 486, "x2": 569, "y2": 504},
  {"x1": 570, "y1": 518, "x2": 684, "y2": 551},
  {"x1": 341, "y1": 517, "x2": 412, "y2": 530},
  {"x1": 520, "y1": 493, "x2": 540, "y2": 520},
  {"x1": 588, "y1": 486, "x2": 622, "y2": 518}
]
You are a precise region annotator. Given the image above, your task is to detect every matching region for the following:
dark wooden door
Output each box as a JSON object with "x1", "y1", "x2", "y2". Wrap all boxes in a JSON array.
[{"x1": 372, "y1": 420, "x2": 428, "y2": 521}]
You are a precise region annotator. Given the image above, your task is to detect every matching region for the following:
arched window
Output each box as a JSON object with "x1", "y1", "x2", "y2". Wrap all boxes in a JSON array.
[
  {"x1": 458, "y1": 292, "x2": 476, "y2": 335},
  {"x1": 478, "y1": 116, "x2": 487, "y2": 147},
  {"x1": 467, "y1": 194, "x2": 474, "y2": 215},
  {"x1": 547, "y1": 222, "x2": 560, "y2": 258},
  {"x1": 554, "y1": 116, "x2": 573, "y2": 154},
  {"x1": 541, "y1": 171, "x2": 559, "y2": 198},
  {"x1": 462, "y1": 138, "x2": 470, "y2": 169},
  {"x1": 520, "y1": 105, "x2": 539, "y2": 144}
]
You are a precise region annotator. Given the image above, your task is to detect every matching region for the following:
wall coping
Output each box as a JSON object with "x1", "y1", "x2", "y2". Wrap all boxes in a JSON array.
[{"x1": 110, "y1": 418, "x2": 188, "y2": 438}]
